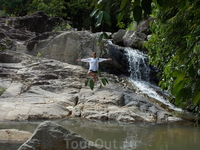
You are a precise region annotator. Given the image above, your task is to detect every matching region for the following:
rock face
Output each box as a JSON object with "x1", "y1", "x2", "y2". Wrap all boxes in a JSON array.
[
  {"x1": 0, "y1": 13, "x2": 180, "y2": 123},
  {"x1": 0, "y1": 11, "x2": 63, "y2": 53},
  {"x1": 0, "y1": 12, "x2": 153, "y2": 78},
  {"x1": 0, "y1": 50, "x2": 180, "y2": 123},
  {"x1": 8, "y1": 11, "x2": 64, "y2": 33},
  {"x1": 0, "y1": 129, "x2": 32, "y2": 143},
  {"x1": 136, "y1": 17, "x2": 154, "y2": 35},
  {"x1": 112, "y1": 30, "x2": 147, "y2": 50},
  {"x1": 29, "y1": 31, "x2": 101, "y2": 65},
  {"x1": 18, "y1": 121, "x2": 109, "y2": 150}
]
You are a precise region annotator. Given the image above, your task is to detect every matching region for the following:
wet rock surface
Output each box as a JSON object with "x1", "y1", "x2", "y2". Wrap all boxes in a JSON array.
[
  {"x1": 18, "y1": 121, "x2": 109, "y2": 150},
  {"x1": 0, "y1": 50, "x2": 180, "y2": 123},
  {"x1": 0, "y1": 129, "x2": 32, "y2": 143}
]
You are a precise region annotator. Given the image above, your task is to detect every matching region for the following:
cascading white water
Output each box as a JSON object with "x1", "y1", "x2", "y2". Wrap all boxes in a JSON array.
[
  {"x1": 125, "y1": 47, "x2": 182, "y2": 112},
  {"x1": 125, "y1": 48, "x2": 150, "y2": 81}
]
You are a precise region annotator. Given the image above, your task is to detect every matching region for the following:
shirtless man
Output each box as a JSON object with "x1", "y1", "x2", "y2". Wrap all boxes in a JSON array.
[{"x1": 77, "y1": 52, "x2": 112, "y2": 82}]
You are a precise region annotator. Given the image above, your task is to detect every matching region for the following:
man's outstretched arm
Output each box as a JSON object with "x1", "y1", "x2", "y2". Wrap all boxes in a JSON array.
[
  {"x1": 77, "y1": 58, "x2": 91, "y2": 62},
  {"x1": 98, "y1": 58, "x2": 112, "y2": 62}
]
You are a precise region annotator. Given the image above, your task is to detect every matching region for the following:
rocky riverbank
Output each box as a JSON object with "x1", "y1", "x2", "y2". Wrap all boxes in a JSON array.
[
  {"x1": 0, "y1": 11, "x2": 183, "y2": 123},
  {"x1": 18, "y1": 121, "x2": 109, "y2": 150},
  {"x1": 0, "y1": 50, "x2": 181, "y2": 123}
]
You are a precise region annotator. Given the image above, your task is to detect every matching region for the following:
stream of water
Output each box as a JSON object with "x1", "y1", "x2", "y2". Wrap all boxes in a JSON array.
[
  {"x1": 125, "y1": 47, "x2": 182, "y2": 112},
  {"x1": 0, "y1": 118, "x2": 200, "y2": 150},
  {"x1": 0, "y1": 43, "x2": 196, "y2": 150}
]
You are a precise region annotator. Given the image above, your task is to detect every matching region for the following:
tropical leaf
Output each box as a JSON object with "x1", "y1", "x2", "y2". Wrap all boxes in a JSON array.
[
  {"x1": 101, "y1": 78, "x2": 107, "y2": 86},
  {"x1": 173, "y1": 75, "x2": 185, "y2": 89},
  {"x1": 90, "y1": 79, "x2": 94, "y2": 90},
  {"x1": 172, "y1": 80, "x2": 184, "y2": 95},
  {"x1": 90, "y1": 8, "x2": 99, "y2": 17},
  {"x1": 85, "y1": 78, "x2": 90, "y2": 86},
  {"x1": 104, "y1": 78, "x2": 109, "y2": 84},
  {"x1": 103, "y1": 11, "x2": 111, "y2": 26},
  {"x1": 120, "y1": 0, "x2": 129, "y2": 9},
  {"x1": 96, "y1": 11, "x2": 103, "y2": 23},
  {"x1": 103, "y1": 32, "x2": 109, "y2": 39},
  {"x1": 98, "y1": 33, "x2": 104, "y2": 42},
  {"x1": 174, "y1": 88, "x2": 184, "y2": 105},
  {"x1": 193, "y1": 91, "x2": 200, "y2": 105},
  {"x1": 117, "y1": 12, "x2": 124, "y2": 23}
]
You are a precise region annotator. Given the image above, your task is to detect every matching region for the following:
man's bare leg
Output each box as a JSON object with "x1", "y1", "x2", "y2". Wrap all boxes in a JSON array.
[{"x1": 87, "y1": 71, "x2": 97, "y2": 83}]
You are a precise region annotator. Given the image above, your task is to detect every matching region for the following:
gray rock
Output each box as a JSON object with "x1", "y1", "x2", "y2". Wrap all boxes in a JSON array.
[
  {"x1": 0, "y1": 129, "x2": 32, "y2": 143},
  {"x1": 18, "y1": 121, "x2": 109, "y2": 150},
  {"x1": 136, "y1": 17, "x2": 154, "y2": 35},
  {"x1": 0, "y1": 102, "x2": 70, "y2": 121},
  {"x1": 0, "y1": 50, "x2": 180, "y2": 123},
  {"x1": 111, "y1": 29, "x2": 126, "y2": 44},
  {"x1": 122, "y1": 31, "x2": 147, "y2": 48},
  {"x1": 8, "y1": 11, "x2": 64, "y2": 33},
  {"x1": 29, "y1": 31, "x2": 101, "y2": 66}
]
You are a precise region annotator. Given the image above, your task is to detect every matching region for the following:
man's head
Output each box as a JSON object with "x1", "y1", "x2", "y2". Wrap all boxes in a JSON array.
[{"x1": 92, "y1": 52, "x2": 96, "y2": 58}]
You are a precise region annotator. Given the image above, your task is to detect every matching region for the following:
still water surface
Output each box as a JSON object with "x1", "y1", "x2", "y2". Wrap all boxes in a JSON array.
[{"x1": 0, "y1": 118, "x2": 199, "y2": 150}]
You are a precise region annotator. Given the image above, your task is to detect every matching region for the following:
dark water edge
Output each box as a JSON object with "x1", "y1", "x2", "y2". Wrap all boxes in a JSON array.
[
  {"x1": 0, "y1": 143, "x2": 22, "y2": 150},
  {"x1": 0, "y1": 118, "x2": 200, "y2": 150}
]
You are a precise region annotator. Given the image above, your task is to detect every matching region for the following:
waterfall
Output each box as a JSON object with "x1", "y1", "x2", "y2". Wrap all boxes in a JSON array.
[
  {"x1": 125, "y1": 48, "x2": 150, "y2": 81},
  {"x1": 125, "y1": 47, "x2": 182, "y2": 112}
]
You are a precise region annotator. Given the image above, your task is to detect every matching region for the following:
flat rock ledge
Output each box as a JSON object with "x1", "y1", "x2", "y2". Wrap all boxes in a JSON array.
[
  {"x1": 0, "y1": 50, "x2": 182, "y2": 123},
  {"x1": 18, "y1": 121, "x2": 109, "y2": 150},
  {"x1": 0, "y1": 129, "x2": 32, "y2": 143}
]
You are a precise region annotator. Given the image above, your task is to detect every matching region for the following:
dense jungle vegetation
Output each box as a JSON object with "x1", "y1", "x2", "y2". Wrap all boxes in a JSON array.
[{"x1": 0, "y1": 0, "x2": 200, "y2": 118}]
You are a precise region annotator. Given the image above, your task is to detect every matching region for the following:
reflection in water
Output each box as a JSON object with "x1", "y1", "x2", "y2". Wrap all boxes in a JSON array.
[{"x1": 0, "y1": 118, "x2": 199, "y2": 150}]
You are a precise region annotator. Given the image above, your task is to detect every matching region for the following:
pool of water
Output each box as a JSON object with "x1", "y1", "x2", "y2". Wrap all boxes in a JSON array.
[{"x1": 0, "y1": 118, "x2": 199, "y2": 150}]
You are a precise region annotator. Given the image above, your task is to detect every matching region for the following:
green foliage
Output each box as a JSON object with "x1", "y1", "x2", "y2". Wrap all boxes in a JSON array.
[
  {"x1": 90, "y1": 0, "x2": 153, "y2": 32},
  {"x1": 90, "y1": 1, "x2": 111, "y2": 30},
  {"x1": 97, "y1": 70, "x2": 109, "y2": 88},
  {"x1": 0, "y1": 0, "x2": 32, "y2": 16},
  {"x1": 36, "y1": 52, "x2": 41, "y2": 58},
  {"x1": 0, "y1": 88, "x2": 6, "y2": 96},
  {"x1": 28, "y1": 0, "x2": 66, "y2": 17},
  {"x1": 65, "y1": 0, "x2": 97, "y2": 30},
  {"x1": 85, "y1": 70, "x2": 109, "y2": 90},
  {"x1": 145, "y1": 0, "x2": 200, "y2": 113},
  {"x1": 53, "y1": 22, "x2": 71, "y2": 31},
  {"x1": 85, "y1": 78, "x2": 94, "y2": 90}
]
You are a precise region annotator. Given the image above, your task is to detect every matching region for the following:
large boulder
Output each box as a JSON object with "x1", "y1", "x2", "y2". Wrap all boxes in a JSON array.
[
  {"x1": 111, "y1": 30, "x2": 147, "y2": 50},
  {"x1": 18, "y1": 121, "x2": 109, "y2": 150},
  {"x1": 102, "y1": 43, "x2": 129, "y2": 75},
  {"x1": 26, "y1": 32, "x2": 61, "y2": 51},
  {"x1": 136, "y1": 17, "x2": 154, "y2": 35},
  {"x1": 122, "y1": 31, "x2": 147, "y2": 49},
  {"x1": 27, "y1": 31, "x2": 102, "y2": 66},
  {"x1": 111, "y1": 29, "x2": 126, "y2": 46},
  {"x1": 8, "y1": 11, "x2": 64, "y2": 33},
  {"x1": 0, "y1": 11, "x2": 63, "y2": 52}
]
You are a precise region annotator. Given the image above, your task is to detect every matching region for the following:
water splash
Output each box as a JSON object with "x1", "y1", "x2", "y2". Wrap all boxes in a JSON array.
[
  {"x1": 125, "y1": 48, "x2": 182, "y2": 112},
  {"x1": 125, "y1": 48, "x2": 150, "y2": 81}
]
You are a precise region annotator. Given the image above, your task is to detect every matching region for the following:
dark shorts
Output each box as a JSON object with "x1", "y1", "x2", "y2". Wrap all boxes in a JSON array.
[{"x1": 89, "y1": 70, "x2": 97, "y2": 73}]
